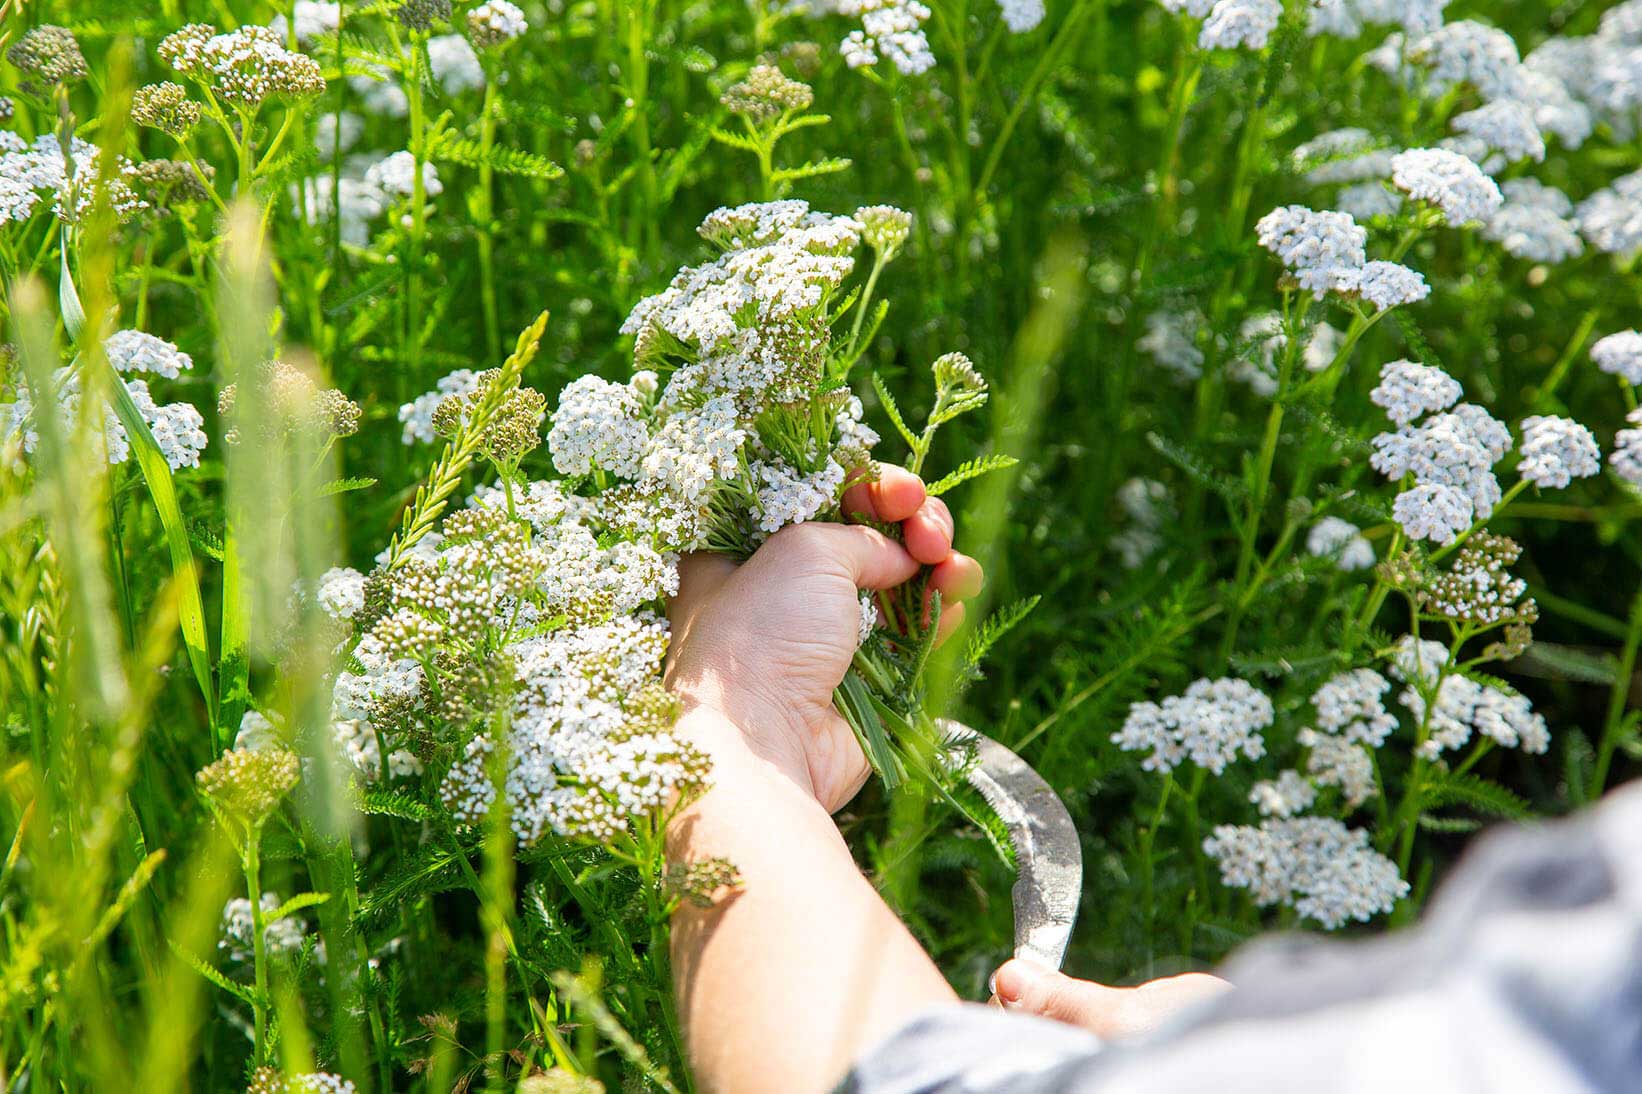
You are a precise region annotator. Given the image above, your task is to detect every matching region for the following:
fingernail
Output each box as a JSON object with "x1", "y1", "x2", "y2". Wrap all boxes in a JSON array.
[
  {"x1": 986, "y1": 972, "x2": 997, "y2": 997},
  {"x1": 992, "y1": 958, "x2": 1049, "y2": 1008}
]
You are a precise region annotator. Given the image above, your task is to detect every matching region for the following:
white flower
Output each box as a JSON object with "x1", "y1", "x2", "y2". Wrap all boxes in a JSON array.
[
  {"x1": 1204, "y1": 817, "x2": 1407, "y2": 928},
  {"x1": 1228, "y1": 312, "x2": 1283, "y2": 397},
  {"x1": 1593, "y1": 331, "x2": 1642, "y2": 386},
  {"x1": 1609, "y1": 408, "x2": 1642, "y2": 484},
  {"x1": 548, "y1": 375, "x2": 650, "y2": 479},
  {"x1": 1517, "y1": 415, "x2": 1600, "y2": 488},
  {"x1": 1293, "y1": 128, "x2": 1395, "y2": 186},
  {"x1": 1198, "y1": 0, "x2": 1281, "y2": 51},
  {"x1": 1311, "y1": 668, "x2": 1398, "y2": 746},
  {"x1": 349, "y1": 69, "x2": 409, "y2": 117},
  {"x1": 1370, "y1": 359, "x2": 1462, "y2": 425},
  {"x1": 1373, "y1": 405, "x2": 1507, "y2": 521},
  {"x1": 1306, "y1": 516, "x2": 1375, "y2": 571},
  {"x1": 857, "y1": 593, "x2": 880, "y2": 647},
  {"x1": 234, "y1": 710, "x2": 282, "y2": 752},
  {"x1": 103, "y1": 330, "x2": 193, "y2": 379},
  {"x1": 220, "y1": 893, "x2": 308, "y2": 964},
  {"x1": 469, "y1": 0, "x2": 529, "y2": 44},
  {"x1": 1304, "y1": 321, "x2": 1344, "y2": 372},
  {"x1": 365, "y1": 151, "x2": 443, "y2": 200},
  {"x1": 1450, "y1": 99, "x2": 1545, "y2": 163},
  {"x1": 1308, "y1": 0, "x2": 1446, "y2": 39},
  {"x1": 1577, "y1": 169, "x2": 1642, "y2": 257},
  {"x1": 1334, "y1": 181, "x2": 1403, "y2": 222},
  {"x1": 1255, "y1": 205, "x2": 1367, "y2": 296},
  {"x1": 293, "y1": 175, "x2": 387, "y2": 245},
  {"x1": 1298, "y1": 729, "x2": 1379, "y2": 807},
  {"x1": 1406, "y1": 20, "x2": 1522, "y2": 99},
  {"x1": 1157, "y1": 0, "x2": 1215, "y2": 16},
  {"x1": 752, "y1": 458, "x2": 845, "y2": 534},
  {"x1": 1334, "y1": 260, "x2": 1429, "y2": 311},
  {"x1": 399, "y1": 368, "x2": 482, "y2": 444},
  {"x1": 1470, "y1": 687, "x2": 1549, "y2": 754},
  {"x1": 997, "y1": 0, "x2": 1044, "y2": 32},
  {"x1": 1249, "y1": 771, "x2": 1316, "y2": 818},
  {"x1": 426, "y1": 33, "x2": 485, "y2": 95},
  {"x1": 1392, "y1": 483, "x2": 1473, "y2": 544},
  {"x1": 1484, "y1": 178, "x2": 1584, "y2": 263},
  {"x1": 316, "y1": 566, "x2": 367, "y2": 620},
  {"x1": 1388, "y1": 634, "x2": 1451, "y2": 688},
  {"x1": 314, "y1": 110, "x2": 364, "y2": 157},
  {"x1": 838, "y1": 0, "x2": 935, "y2": 75},
  {"x1": 1137, "y1": 310, "x2": 1204, "y2": 381},
  {"x1": 1112, "y1": 677, "x2": 1272, "y2": 775},
  {"x1": 1390, "y1": 148, "x2": 1504, "y2": 226},
  {"x1": 270, "y1": 1, "x2": 341, "y2": 44}
]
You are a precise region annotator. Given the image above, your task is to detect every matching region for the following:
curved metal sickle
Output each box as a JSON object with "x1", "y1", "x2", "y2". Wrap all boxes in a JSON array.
[{"x1": 942, "y1": 721, "x2": 1082, "y2": 971}]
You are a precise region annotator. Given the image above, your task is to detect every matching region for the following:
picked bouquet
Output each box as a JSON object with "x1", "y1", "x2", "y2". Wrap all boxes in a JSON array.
[{"x1": 323, "y1": 198, "x2": 1017, "y2": 878}]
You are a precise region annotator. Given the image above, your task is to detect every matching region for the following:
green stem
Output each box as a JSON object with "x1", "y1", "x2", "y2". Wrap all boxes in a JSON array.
[
  {"x1": 244, "y1": 831, "x2": 268, "y2": 1066},
  {"x1": 1590, "y1": 584, "x2": 1642, "y2": 798}
]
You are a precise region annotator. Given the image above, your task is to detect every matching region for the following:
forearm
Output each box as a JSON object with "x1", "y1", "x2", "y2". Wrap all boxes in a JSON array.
[{"x1": 666, "y1": 706, "x2": 957, "y2": 1094}]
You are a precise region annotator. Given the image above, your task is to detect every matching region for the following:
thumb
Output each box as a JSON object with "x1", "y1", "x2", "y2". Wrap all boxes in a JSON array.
[
  {"x1": 991, "y1": 960, "x2": 1126, "y2": 1034},
  {"x1": 785, "y1": 523, "x2": 919, "y2": 591}
]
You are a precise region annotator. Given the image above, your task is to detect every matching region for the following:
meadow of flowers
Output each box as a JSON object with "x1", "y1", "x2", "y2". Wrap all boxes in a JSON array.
[{"x1": 1, "y1": 0, "x2": 1639, "y2": 1089}]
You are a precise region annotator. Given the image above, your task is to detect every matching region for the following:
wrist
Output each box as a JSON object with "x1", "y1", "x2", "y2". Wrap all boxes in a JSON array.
[{"x1": 671, "y1": 698, "x2": 818, "y2": 803}]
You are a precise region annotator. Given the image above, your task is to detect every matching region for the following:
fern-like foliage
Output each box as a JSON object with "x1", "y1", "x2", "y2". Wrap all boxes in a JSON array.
[{"x1": 424, "y1": 131, "x2": 564, "y2": 178}]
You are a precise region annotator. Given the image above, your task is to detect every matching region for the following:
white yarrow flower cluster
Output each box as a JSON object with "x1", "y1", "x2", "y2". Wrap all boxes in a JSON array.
[
  {"x1": 1112, "y1": 477, "x2": 1173, "y2": 569},
  {"x1": 1309, "y1": 0, "x2": 1447, "y2": 40},
  {"x1": 1389, "y1": 148, "x2": 1504, "y2": 226},
  {"x1": 1370, "y1": 359, "x2": 1462, "y2": 425},
  {"x1": 1577, "y1": 169, "x2": 1642, "y2": 258},
  {"x1": 1592, "y1": 331, "x2": 1642, "y2": 386},
  {"x1": 1609, "y1": 408, "x2": 1642, "y2": 485},
  {"x1": 839, "y1": 0, "x2": 936, "y2": 75},
  {"x1": 1113, "y1": 677, "x2": 1272, "y2": 774},
  {"x1": 1198, "y1": 0, "x2": 1281, "y2": 51},
  {"x1": 1387, "y1": 635, "x2": 1549, "y2": 758},
  {"x1": 0, "y1": 336, "x2": 208, "y2": 472},
  {"x1": 1255, "y1": 205, "x2": 1366, "y2": 296},
  {"x1": 1249, "y1": 770, "x2": 1316, "y2": 818},
  {"x1": 1450, "y1": 99, "x2": 1545, "y2": 164},
  {"x1": 220, "y1": 893, "x2": 309, "y2": 965},
  {"x1": 1306, "y1": 516, "x2": 1375, "y2": 571},
  {"x1": 1203, "y1": 817, "x2": 1408, "y2": 928},
  {"x1": 427, "y1": 34, "x2": 485, "y2": 95},
  {"x1": 469, "y1": 0, "x2": 529, "y2": 45},
  {"x1": 1484, "y1": 178, "x2": 1584, "y2": 264},
  {"x1": 270, "y1": 1, "x2": 342, "y2": 44},
  {"x1": 365, "y1": 151, "x2": 443, "y2": 200},
  {"x1": 1137, "y1": 310, "x2": 1205, "y2": 381},
  {"x1": 1370, "y1": 364, "x2": 1512, "y2": 545},
  {"x1": 1516, "y1": 415, "x2": 1600, "y2": 489},
  {"x1": 996, "y1": 0, "x2": 1044, "y2": 32}
]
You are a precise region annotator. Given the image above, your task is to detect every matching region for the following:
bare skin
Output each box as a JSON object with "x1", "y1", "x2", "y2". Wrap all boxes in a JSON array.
[{"x1": 663, "y1": 466, "x2": 1226, "y2": 1094}]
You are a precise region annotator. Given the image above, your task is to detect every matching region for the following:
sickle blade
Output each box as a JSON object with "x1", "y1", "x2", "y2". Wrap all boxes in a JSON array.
[{"x1": 943, "y1": 722, "x2": 1082, "y2": 971}]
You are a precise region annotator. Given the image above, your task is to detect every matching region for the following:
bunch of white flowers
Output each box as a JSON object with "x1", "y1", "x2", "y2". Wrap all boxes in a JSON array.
[
  {"x1": 1306, "y1": 516, "x2": 1375, "y2": 571},
  {"x1": 1483, "y1": 178, "x2": 1584, "y2": 264},
  {"x1": 839, "y1": 0, "x2": 935, "y2": 75},
  {"x1": 1254, "y1": 205, "x2": 1428, "y2": 310},
  {"x1": 0, "y1": 331, "x2": 208, "y2": 471},
  {"x1": 1389, "y1": 148, "x2": 1503, "y2": 226},
  {"x1": 1197, "y1": 0, "x2": 1282, "y2": 51},
  {"x1": 0, "y1": 132, "x2": 146, "y2": 226},
  {"x1": 1592, "y1": 331, "x2": 1642, "y2": 387},
  {"x1": 1112, "y1": 677, "x2": 1273, "y2": 774},
  {"x1": 1369, "y1": 361, "x2": 1514, "y2": 544},
  {"x1": 1203, "y1": 817, "x2": 1408, "y2": 928}
]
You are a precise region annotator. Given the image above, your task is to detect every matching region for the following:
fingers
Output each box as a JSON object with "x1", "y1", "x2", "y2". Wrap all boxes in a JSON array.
[
  {"x1": 930, "y1": 551, "x2": 983, "y2": 601},
  {"x1": 991, "y1": 961, "x2": 1231, "y2": 1040},
  {"x1": 842, "y1": 464, "x2": 927, "y2": 524},
  {"x1": 903, "y1": 496, "x2": 955, "y2": 565}
]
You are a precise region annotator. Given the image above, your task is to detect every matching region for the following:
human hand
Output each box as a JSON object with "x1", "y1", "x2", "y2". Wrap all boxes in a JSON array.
[
  {"x1": 990, "y1": 959, "x2": 1230, "y2": 1040},
  {"x1": 665, "y1": 466, "x2": 983, "y2": 813}
]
